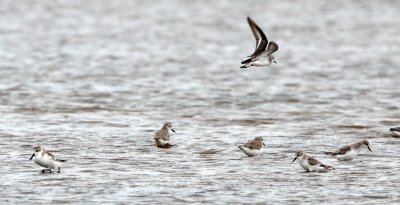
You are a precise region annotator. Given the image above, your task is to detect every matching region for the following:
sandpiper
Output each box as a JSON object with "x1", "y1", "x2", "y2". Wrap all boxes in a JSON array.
[
  {"x1": 324, "y1": 140, "x2": 372, "y2": 161},
  {"x1": 29, "y1": 145, "x2": 66, "y2": 173},
  {"x1": 241, "y1": 17, "x2": 278, "y2": 68},
  {"x1": 238, "y1": 137, "x2": 265, "y2": 157},
  {"x1": 390, "y1": 127, "x2": 400, "y2": 138},
  {"x1": 154, "y1": 122, "x2": 175, "y2": 148},
  {"x1": 292, "y1": 150, "x2": 334, "y2": 172}
]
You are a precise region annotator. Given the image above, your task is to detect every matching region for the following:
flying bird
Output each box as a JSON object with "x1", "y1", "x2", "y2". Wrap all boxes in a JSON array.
[{"x1": 241, "y1": 17, "x2": 278, "y2": 68}]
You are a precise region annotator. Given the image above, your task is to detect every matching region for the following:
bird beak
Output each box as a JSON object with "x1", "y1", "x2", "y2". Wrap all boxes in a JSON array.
[
  {"x1": 273, "y1": 60, "x2": 277, "y2": 64},
  {"x1": 29, "y1": 153, "x2": 35, "y2": 160},
  {"x1": 368, "y1": 146, "x2": 372, "y2": 152},
  {"x1": 292, "y1": 156, "x2": 297, "y2": 163},
  {"x1": 171, "y1": 129, "x2": 175, "y2": 133},
  {"x1": 263, "y1": 143, "x2": 266, "y2": 146}
]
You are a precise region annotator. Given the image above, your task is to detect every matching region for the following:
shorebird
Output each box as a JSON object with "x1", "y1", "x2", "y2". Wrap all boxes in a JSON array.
[
  {"x1": 241, "y1": 17, "x2": 278, "y2": 68},
  {"x1": 29, "y1": 145, "x2": 66, "y2": 173},
  {"x1": 324, "y1": 140, "x2": 372, "y2": 161},
  {"x1": 390, "y1": 127, "x2": 400, "y2": 138},
  {"x1": 154, "y1": 122, "x2": 175, "y2": 148},
  {"x1": 292, "y1": 150, "x2": 334, "y2": 172},
  {"x1": 238, "y1": 137, "x2": 265, "y2": 157}
]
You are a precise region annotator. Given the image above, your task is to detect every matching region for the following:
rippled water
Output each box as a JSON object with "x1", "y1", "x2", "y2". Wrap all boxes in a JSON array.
[{"x1": 1, "y1": 0, "x2": 400, "y2": 204}]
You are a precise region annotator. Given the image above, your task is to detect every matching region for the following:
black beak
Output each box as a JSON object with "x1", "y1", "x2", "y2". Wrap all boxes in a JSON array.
[
  {"x1": 273, "y1": 60, "x2": 277, "y2": 64},
  {"x1": 29, "y1": 153, "x2": 35, "y2": 160},
  {"x1": 171, "y1": 129, "x2": 175, "y2": 133},
  {"x1": 292, "y1": 156, "x2": 297, "y2": 163},
  {"x1": 263, "y1": 143, "x2": 266, "y2": 146},
  {"x1": 368, "y1": 146, "x2": 372, "y2": 152}
]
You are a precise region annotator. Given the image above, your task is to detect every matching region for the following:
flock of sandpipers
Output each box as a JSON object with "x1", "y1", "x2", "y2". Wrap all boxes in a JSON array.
[{"x1": 29, "y1": 17, "x2": 399, "y2": 174}]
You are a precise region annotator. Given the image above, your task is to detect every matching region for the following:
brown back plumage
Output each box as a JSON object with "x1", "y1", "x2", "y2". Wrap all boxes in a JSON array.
[
  {"x1": 306, "y1": 154, "x2": 333, "y2": 170},
  {"x1": 331, "y1": 145, "x2": 351, "y2": 155},
  {"x1": 154, "y1": 128, "x2": 169, "y2": 141},
  {"x1": 328, "y1": 140, "x2": 370, "y2": 156},
  {"x1": 242, "y1": 137, "x2": 264, "y2": 150},
  {"x1": 307, "y1": 156, "x2": 322, "y2": 166}
]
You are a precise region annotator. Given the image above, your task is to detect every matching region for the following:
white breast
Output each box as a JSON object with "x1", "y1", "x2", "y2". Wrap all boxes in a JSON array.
[
  {"x1": 298, "y1": 158, "x2": 328, "y2": 172},
  {"x1": 33, "y1": 153, "x2": 60, "y2": 169},
  {"x1": 334, "y1": 149, "x2": 360, "y2": 161},
  {"x1": 251, "y1": 58, "x2": 271, "y2": 67},
  {"x1": 155, "y1": 139, "x2": 169, "y2": 147},
  {"x1": 299, "y1": 158, "x2": 311, "y2": 171},
  {"x1": 240, "y1": 146, "x2": 264, "y2": 157}
]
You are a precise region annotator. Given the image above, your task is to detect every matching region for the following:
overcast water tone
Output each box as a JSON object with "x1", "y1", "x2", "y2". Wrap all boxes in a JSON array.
[{"x1": 0, "y1": 0, "x2": 400, "y2": 204}]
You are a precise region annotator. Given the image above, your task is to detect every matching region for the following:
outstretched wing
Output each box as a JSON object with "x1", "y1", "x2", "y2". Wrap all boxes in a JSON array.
[
  {"x1": 247, "y1": 17, "x2": 268, "y2": 58},
  {"x1": 266, "y1": 41, "x2": 279, "y2": 55}
]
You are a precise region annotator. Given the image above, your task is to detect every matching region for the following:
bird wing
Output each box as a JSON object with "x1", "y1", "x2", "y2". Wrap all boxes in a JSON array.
[
  {"x1": 154, "y1": 129, "x2": 169, "y2": 141},
  {"x1": 307, "y1": 156, "x2": 322, "y2": 166},
  {"x1": 43, "y1": 150, "x2": 56, "y2": 160},
  {"x1": 250, "y1": 140, "x2": 263, "y2": 150},
  {"x1": 242, "y1": 139, "x2": 262, "y2": 150},
  {"x1": 332, "y1": 145, "x2": 351, "y2": 155},
  {"x1": 266, "y1": 41, "x2": 279, "y2": 55},
  {"x1": 247, "y1": 17, "x2": 268, "y2": 59}
]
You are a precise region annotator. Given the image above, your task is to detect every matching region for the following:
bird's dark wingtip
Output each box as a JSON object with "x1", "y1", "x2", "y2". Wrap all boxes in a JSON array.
[{"x1": 241, "y1": 58, "x2": 252, "y2": 64}]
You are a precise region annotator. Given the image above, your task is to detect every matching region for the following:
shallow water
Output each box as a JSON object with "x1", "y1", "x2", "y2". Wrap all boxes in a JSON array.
[{"x1": 1, "y1": 0, "x2": 400, "y2": 204}]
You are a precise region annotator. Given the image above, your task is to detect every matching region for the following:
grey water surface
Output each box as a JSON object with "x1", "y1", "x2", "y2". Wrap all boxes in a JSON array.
[{"x1": 0, "y1": 0, "x2": 400, "y2": 204}]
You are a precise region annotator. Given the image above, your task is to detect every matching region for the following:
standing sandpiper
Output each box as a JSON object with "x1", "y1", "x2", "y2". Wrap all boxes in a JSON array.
[
  {"x1": 29, "y1": 145, "x2": 66, "y2": 173},
  {"x1": 154, "y1": 122, "x2": 175, "y2": 148},
  {"x1": 324, "y1": 140, "x2": 372, "y2": 161},
  {"x1": 292, "y1": 150, "x2": 334, "y2": 172},
  {"x1": 238, "y1": 137, "x2": 265, "y2": 157}
]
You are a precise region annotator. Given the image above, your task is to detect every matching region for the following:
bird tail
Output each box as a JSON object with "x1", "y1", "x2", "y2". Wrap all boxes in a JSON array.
[
  {"x1": 390, "y1": 127, "x2": 400, "y2": 132},
  {"x1": 322, "y1": 164, "x2": 335, "y2": 171},
  {"x1": 157, "y1": 143, "x2": 174, "y2": 149}
]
